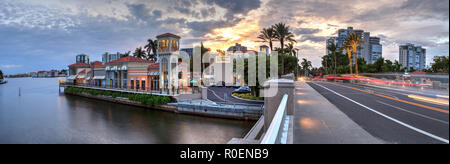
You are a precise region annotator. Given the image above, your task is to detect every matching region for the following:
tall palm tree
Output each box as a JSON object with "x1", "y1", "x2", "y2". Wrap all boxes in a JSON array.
[
  {"x1": 257, "y1": 28, "x2": 277, "y2": 51},
  {"x1": 301, "y1": 58, "x2": 312, "y2": 76},
  {"x1": 273, "y1": 23, "x2": 296, "y2": 75},
  {"x1": 285, "y1": 42, "x2": 295, "y2": 56},
  {"x1": 327, "y1": 43, "x2": 338, "y2": 75},
  {"x1": 393, "y1": 60, "x2": 402, "y2": 72},
  {"x1": 344, "y1": 32, "x2": 365, "y2": 75},
  {"x1": 133, "y1": 47, "x2": 146, "y2": 59},
  {"x1": 344, "y1": 47, "x2": 353, "y2": 75},
  {"x1": 123, "y1": 51, "x2": 131, "y2": 57},
  {"x1": 144, "y1": 39, "x2": 158, "y2": 61}
]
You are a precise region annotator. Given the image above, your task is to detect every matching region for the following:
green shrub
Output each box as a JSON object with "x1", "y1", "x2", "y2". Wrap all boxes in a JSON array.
[
  {"x1": 232, "y1": 93, "x2": 263, "y2": 101},
  {"x1": 65, "y1": 87, "x2": 172, "y2": 105}
]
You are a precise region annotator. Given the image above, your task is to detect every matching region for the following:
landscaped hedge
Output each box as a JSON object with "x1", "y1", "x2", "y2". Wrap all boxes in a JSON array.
[
  {"x1": 65, "y1": 87, "x2": 171, "y2": 106},
  {"x1": 232, "y1": 93, "x2": 264, "y2": 101}
]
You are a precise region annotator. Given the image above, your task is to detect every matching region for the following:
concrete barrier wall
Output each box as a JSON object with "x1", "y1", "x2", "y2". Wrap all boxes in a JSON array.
[{"x1": 263, "y1": 79, "x2": 294, "y2": 131}]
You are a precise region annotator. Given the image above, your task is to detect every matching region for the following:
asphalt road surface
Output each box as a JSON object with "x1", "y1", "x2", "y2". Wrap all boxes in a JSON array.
[
  {"x1": 308, "y1": 81, "x2": 449, "y2": 144},
  {"x1": 207, "y1": 87, "x2": 264, "y2": 105}
]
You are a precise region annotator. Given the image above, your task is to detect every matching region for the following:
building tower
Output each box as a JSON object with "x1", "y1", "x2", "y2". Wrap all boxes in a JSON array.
[
  {"x1": 156, "y1": 33, "x2": 181, "y2": 93},
  {"x1": 399, "y1": 43, "x2": 426, "y2": 71}
]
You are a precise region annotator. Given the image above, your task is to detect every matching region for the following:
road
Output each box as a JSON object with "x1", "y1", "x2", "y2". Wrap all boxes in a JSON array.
[
  {"x1": 307, "y1": 81, "x2": 449, "y2": 144},
  {"x1": 207, "y1": 87, "x2": 264, "y2": 105}
]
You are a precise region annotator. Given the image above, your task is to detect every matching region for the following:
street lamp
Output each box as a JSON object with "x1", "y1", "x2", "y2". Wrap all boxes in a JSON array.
[{"x1": 294, "y1": 48, "x2": 300, "y2": 78}]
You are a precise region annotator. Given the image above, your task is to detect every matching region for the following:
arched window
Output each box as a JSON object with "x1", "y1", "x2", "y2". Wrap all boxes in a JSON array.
[
  {"x1": 166, "y1": 40, "x2": 169, "y2": 52},
  {"x1": 162, "y1": 58, "x2": 169, "y2": 89}
]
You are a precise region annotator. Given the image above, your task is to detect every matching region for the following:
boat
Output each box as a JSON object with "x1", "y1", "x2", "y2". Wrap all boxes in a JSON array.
[{"x1": 0, "y1": 79, "x2": 7, "y2": 84}]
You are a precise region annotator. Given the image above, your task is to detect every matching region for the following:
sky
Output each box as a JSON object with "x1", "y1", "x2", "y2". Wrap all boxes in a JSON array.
[{"x1": 0, "y1": 0, "x2": 448, "y2": 74}]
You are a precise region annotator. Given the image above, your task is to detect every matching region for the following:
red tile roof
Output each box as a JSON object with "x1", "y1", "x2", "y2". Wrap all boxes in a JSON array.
[
  {"x1": 148, "y1": 63, "x2": 160, "y2": 68},
  {"x1": 69, "y1": 62, "x2": 90, "y2": 66},
  {"x1": 106, "y1": 56, "x2": 153, "y2": 64},
  {"x1": 156, "y1": 33, "x2": 181, "y2": 39},
  {"x1": 91, "y1": 61, "x2": 105, "y2": 68},
  {"x1": 91, "y1": 61, "x2": 102, "y2": 65},
  {"x1": 78, "y1": 69, "x2": 86, "y2": 74}
]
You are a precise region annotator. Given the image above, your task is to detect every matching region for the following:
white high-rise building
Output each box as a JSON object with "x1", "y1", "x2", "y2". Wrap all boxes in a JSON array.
[
  {"x1": 399, "y1": 43, "x2": 426, "y2": 71},
  {"x1": 102, "y1": 52, "x2": 126, "y2": 64},
  {"x1": 326, "y1": 27, "x2": 382, "y2": 64}
]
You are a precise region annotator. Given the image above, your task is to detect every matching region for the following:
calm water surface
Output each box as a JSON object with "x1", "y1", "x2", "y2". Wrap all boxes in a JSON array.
[{"x1": 0, "y1": 78, "x2": 254, "y2": 144}]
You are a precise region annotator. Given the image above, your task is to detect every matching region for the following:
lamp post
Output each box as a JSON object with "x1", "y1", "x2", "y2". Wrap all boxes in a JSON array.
[{"x1": 294, "y1": 48, "x2": 300, "y2": 78}]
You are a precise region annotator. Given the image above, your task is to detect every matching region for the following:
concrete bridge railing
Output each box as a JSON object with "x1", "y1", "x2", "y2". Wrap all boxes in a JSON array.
[
  {"x1": 260, "y1": 94, "x2": 291, "y2": 144},
  {"x1": 260, "y1": 79, "x2": 294, "y2": 144}
]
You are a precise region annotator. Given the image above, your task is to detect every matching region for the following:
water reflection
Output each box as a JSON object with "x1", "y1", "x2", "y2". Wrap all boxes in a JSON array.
[{"x1": 0, "y1": 78, "x2": 254, "y2": 144}]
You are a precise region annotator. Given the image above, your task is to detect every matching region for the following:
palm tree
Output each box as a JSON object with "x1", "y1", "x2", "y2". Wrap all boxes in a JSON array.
[
  {"x1": 285, "y1": 42, "x2": 295, "y2": 56},
  {"x1": 273, "y1": 23, "x2": 296, "y2": 75},
  {"x1": 344, "y1": 32, "x2": 365, "y2": 75},
  {"x1": 144, "y1": 39, "x2": 158, "y2": 61},
  {"x1": 257, "y1": 28, "x2": 277, "y2": 51},
  {"x1": 123, "y1": 51, "x2": 131, "y2": 57},
  {"x1": 133, "y1": 47, "x2": 146, "y2": 59},
  {"x1": 344, "y1": 47, "x2": 353, "y2": 75},
  {"x1": 301, "y1": 58, "x2": 312, "y2": 77},
  {"x1": 327, "y1": 43, "x2": 338, "y2": 75},
  {"x1": 393, "y1": 60, "x2": 402, "y2": 72}
]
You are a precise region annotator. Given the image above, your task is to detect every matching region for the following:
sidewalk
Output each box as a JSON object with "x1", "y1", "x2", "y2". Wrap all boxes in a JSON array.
[{"x1": 293, "y1": 82, "x2": 384, "y2": 144}]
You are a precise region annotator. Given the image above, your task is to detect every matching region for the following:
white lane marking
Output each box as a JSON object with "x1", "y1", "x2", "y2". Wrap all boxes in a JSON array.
[
  {"x1": 376, "y1": 100, "x2": 449, "y2": 125},
  {"x1": 312, "y1": 82, "x2": 449, "y2": 144},
  {"x1": 436, "y1": 95, "x2": 449, "y2": 99}
]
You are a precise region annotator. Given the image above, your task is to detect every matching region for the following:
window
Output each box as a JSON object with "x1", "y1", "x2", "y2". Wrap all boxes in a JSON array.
[
  {"x1": 136, "y1": 80, "x2": 140, "y2": 90},
  {"x1": 123, "y1": 72, "x2": 127, "y2": 88},
  {"x1": 130, "y1": 79, "x2": 134, "y2": 89},
  {"x1": 142, "y1": 80, "x2": 146, "y2": 90},
  {"x1": 166, "y1": 40, "x2": 169, "y2": 51}
]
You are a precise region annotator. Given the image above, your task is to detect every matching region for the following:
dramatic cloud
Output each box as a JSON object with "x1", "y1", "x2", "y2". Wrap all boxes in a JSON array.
[
  {"x1": 294, "y1": 28, "x2": 321, "y2": 35},
  {"x1": 0, "y1": 0, "x2": 448, "y2": 74}
]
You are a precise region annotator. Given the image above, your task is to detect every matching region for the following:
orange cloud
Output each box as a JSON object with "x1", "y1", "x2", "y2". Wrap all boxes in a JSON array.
[{"x1": 203, "y1": 19, "x2": 261, "y2": 51}]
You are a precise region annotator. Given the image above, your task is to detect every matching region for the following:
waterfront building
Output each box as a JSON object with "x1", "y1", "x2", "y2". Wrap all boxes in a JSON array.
[
  {"x1": 148, "y1": 63, "x2": 160, "y2": 91},
  {"x1": 399, "y1": 43, "x2": 426, "y2": 71},
  {"x1": 180, "y1": 48, "x2": 193, "y2": 58},
  {"x1": 259, "y1": 45, "x2": 269, "y2": 55},
  {"x1": 45, "y1": 70, "x2": 58, "y2": 77},
  {"x1": 68, "y1": 62, "x2": 91, "y2": 84},
  {"x1": 68, "y1": 32, "x2": 188, "y2": 94},
  {"x1": 260, "y1": 45, "x2": 269, "y2": 54},
  {"x1": 326, "y1": 27, "x2": 383, "y2": 64},
  {"x1": 105, "y1": 56, "x2": 154, "y2": 90},
  {"x1": 227, "y1": 43, "x2": 247, "y2": 52},
  {"x1": 102, "y1": 52, "x2": 127, "y2": 64},
  {"x1": 31, "y1": 70, "x2": 66, "y2": 78},
  {"x1": 156, "y1": 33, "x2": 181, "y2": 92},
  {"x1": 37, "y1": 71, "x2": 46, "y2": 77},
  {"x1": 88, "y1": 61, "x2": 105, "y2": 87},
  {"x1": 76, "y1": 54, "x2": 90, "y2": 64}
]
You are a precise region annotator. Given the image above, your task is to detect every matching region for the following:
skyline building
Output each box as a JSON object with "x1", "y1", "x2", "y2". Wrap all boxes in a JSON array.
[
  {"x1": 227, "y1": 43, "x2": 247, "y2": 52},
  {"x1": 326, "y1": 27, "x2": 382, "y2": 64},
  {"x1": 76, "y1": 54, "x2": 89, "y2": 64},
  {"x1": 399, "y1": 43, "x2": 426, "y2": 71},
  {"x1": 102, "y1": 52, "x2": 126, "y2": 64}
]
